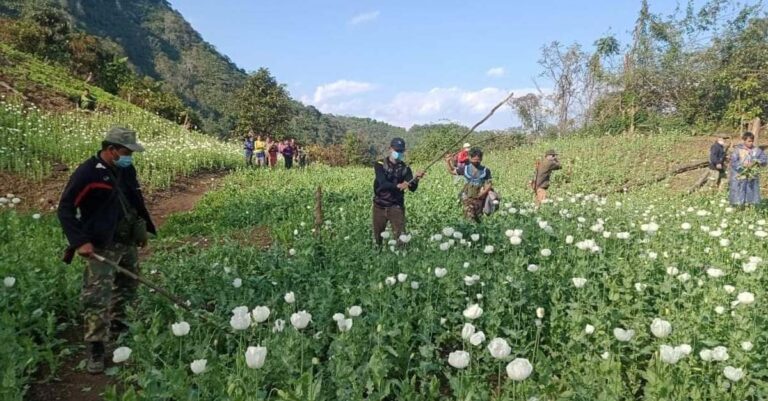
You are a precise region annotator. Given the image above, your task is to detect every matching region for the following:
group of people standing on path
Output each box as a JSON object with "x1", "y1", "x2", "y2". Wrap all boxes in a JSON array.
[
  {"x1": 243, "y1": 132, "x2": 307, "y2": 169},
  {"x1": 709, "y1": 131, "x2": 768, "y2": 207}
]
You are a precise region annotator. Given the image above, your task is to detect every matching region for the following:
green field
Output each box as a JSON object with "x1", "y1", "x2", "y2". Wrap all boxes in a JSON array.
[{"x1": 3, "y1": 132, "x2": 767, "y2": 400}]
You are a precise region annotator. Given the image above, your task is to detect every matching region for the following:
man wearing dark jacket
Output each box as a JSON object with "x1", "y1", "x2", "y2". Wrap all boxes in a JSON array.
[
  {"x1": 58, "y1": 126, "x2": 156, "y2": 374},
  {"x1": 533, "y1": 149, "x2": 562, "y2": 207},
  {"x1": 372, "y1": 138, "x2": 425, "y2": 246},
  {"x1": 708, "y1": 134, "x2": 728, "y2": 190}
]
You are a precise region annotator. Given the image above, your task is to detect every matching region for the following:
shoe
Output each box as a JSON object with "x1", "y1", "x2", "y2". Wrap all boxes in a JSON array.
[{"x1": 87, "y1": 342, "x2": 105, "y2": 374}]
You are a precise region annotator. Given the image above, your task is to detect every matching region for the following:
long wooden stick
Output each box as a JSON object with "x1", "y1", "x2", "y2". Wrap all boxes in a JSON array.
[
  {"x1": 91, "y1": 253, "x2": 192, "y2": 312},
  {"x1": 408, "y1": 92, "x2": 514, "y2": 183}
]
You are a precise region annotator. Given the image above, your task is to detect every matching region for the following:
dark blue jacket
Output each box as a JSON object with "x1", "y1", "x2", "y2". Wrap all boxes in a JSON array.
[
  {"x1": 709, "y1": 142, "x2": 725, "y2": 170},
  {"x1": 58, "y1": 154, "x2": 156, "y2": 262}
]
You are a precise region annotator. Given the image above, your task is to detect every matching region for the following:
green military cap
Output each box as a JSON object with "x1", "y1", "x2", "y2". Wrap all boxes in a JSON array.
[
  {"x1": 104, "y1": 126, "x2": 145, "y2": 152},
  {"x1": 545, "y1": 149, "x2": 557, "y2": 156}
]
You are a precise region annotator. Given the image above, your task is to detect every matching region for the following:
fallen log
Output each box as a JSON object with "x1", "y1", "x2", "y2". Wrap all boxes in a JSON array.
[{"x1": 688, "y1": 170, "x2": 711, "y2": 194}]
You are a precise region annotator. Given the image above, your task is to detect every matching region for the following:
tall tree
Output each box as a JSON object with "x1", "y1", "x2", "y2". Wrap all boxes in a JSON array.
[
  {"x1": 234, "y1": 68, "x2": 293, "y2": 137},
  {"x1": 539, "y1": 41, "x2": 586, "y2": 136}
]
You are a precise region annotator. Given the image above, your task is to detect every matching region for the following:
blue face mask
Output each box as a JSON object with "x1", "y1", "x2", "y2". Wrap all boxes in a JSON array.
[
  {"x1": 391, "y1": 151, "x2": 404, "y2": 161},
  {"x1": 115, "y1": 155, "x2": 133, "y2": 168}
]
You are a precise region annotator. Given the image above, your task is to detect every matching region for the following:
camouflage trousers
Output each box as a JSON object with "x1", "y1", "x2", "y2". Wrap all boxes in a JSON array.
[
  {"x1": 462, "y1": 197, "x2": 484, "y2": 222},
  {"x1": 82, "y1": 243, "x2": 139, "y2": 342}
]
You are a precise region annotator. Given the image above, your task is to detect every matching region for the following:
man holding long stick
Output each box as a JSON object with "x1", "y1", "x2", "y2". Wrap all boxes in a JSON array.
[{"x1": 58, "y1": 127, "x2": 156, "y2": 374}]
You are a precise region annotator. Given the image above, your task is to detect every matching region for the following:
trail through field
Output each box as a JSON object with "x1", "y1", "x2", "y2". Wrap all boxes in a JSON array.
[{"x1": 24, "y1": 170, "x2": 228, "y2": 401}]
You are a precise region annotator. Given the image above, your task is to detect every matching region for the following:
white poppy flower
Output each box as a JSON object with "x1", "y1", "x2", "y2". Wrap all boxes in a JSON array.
[
  {"x1": 681, "y1": 223, "x2": 691, "y2": 231},
  {"x1": 536, "y1": 307, "x2": 545, "y2": 319},
  {"x1": 439, "y1": 242, "x2": 451, "y2": 251},
  {"x1": 723, "y1": 285, "x2": 736, "y2": 294},
  {"x1": 613, "y1": 328, "x2": 635, "y2": 342},
  {"x1": 332, "y1": 313, "x2": 345, "y2": 322},
  {"x1": 461, "y1": 323, "x2": 476, "y2": 340},
  {"x1": 660, "y1": 345, "x2": 685, "y2": 364},
  {"x1": 448, "y1": 350, "x2": 470, "y2": 369},
  {"x1": 463, "y1": 304, "x2": 483, "y2": 320},
  {"x1": 540, "y1": 248, "x2": 552, "y2": 257},
  {"x1": 289, "y1": 248, "x2": 297, "y2": 256},
  {"x1": 509, "y1": 236, "x2": 522, "y2": 245},
  {"x1": 245, "y1": 346, "x2": 267, "y2": 369},
  {"x1": 634, "y1": 283, "x2": 647, "y2": 292},
  {"x1": 190, "y1": 359, "x2": 207, "y2": 374},
  {"x1": 736, "y1": 292, "x2": 755, "y2": 305},
  {"x1": 723, "y1": 366, "x2": 744, "y2": 382},
  {"x1": 650, "y1": 318, "x2": 671, "y2": 338},
  {"x1": 171, "y1": 321, "x2": 191, "y2": 337},
  {"x1": 715, "y1": 306, "x2": 725, "y2": 314},
  {"x1": 381, "y1": 231, "x2": 391, "y2": 239},
  {"x1": 3, "y1": 276, "x2": 16, "y2": 288},
  {"x1": 584, "y1": 324, "x2": 595, "y2": 335},
  {"x1": 506, "y1": 358, "x2": 533, "y2": 381},
  {"x1": 347, "y1": 305, "x2": 362, "y2": 317},
  {"x1": 230, "y1": 311, "x2": 252, "y2": 331},
  {"x1": 487, "y1": 338, "x2": 511, "y2": 359},
  {"x1": 711, "y1": 346, "x2": 729, "y2": 361},
  {"x1": 565, "y1": 235, "x2": 574, "y2": 244},
  {"x1": 469, "y1": 331, "x2": 486, "y2": 346},
  {"x1": 112, "y1": 346, "x2": 132, "y2": 363},
  {"x1": 706, "y1": 268, "x2": 725, "y2": 278},
  {"x1": 251, "y1": 306, "x2": 270, "y2": 323},
  {"x1": 385, "y1": 276, "x2": 397, "y2": 286},
  {"x1": 32, "y1": 213, "x2": 41, "y2": 220},
  {"x1": 284, "y1": 291, "x2": 296, "y2": 304},
  {"x1": 571, "y1": 277, "x2": 587, "y2": 288},
  {"x1": 434, "y1": 267, "x2": 448, "y2": 278},
  {"x1": 397, "y1": 273, "x2": 408, "y2": 283},
  {"x1": 470, "y1": 234, "x2": 480, "y2": 242},
  {"x1": 410, "y1": 281, "x2": 420, "y2": 289},
  {"x1": 527, "y1": 264, "x2": 540, "y2": 273},
  {"x1": 337, "y1": 318, "x2": 353, "y2": 332},
  {"x1": 442, "y1": 227, "x2": 455, "y2": 237},
  {"x1": 483, "y1": 245, "x2": 494, "y2": 254},
  {"x1": 700, "y1": 349, "x2": 713, "y2": 361},
  {"x1": 290, "y1": 311, "x2": 312, "y2": 330},
  {"x1": 232, "y1": 278, "x2": 243, "y2": 288},
  {"x1": 741, "y1": 341, "x2": 753, "y2": 352}
]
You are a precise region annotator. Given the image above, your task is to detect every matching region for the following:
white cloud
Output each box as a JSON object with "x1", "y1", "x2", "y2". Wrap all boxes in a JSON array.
[
  {"x1": 349, "y1": 11, "x2": 380, "y2": 26},
  {"x1": 486, "y1": 67, "x2": 505, "y2": 77},
  {"x1": 306, "y1": 85, "x2": 542, "y2": 129},
  {"x1": 313, "y1": 80, "x2": 375, "y2": 103}
]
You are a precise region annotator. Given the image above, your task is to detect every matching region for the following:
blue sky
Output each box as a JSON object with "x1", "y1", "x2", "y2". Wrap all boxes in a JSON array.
[{"x1": 169, "y1": 1, "x2": 718, "y2": 129}]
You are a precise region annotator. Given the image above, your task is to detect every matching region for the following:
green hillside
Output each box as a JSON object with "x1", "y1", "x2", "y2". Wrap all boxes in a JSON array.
[{"x1": 0, "y1": 44, "x2": 240, "y2": 190}]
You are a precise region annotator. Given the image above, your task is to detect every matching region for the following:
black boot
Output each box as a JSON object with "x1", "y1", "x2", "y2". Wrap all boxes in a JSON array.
[{"x1": 87, "y1": 341, "x2": 105, "y2": 374}]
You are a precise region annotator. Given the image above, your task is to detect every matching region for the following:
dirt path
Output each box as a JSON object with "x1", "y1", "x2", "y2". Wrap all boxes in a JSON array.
[{"x1": 23, "y1": 170, "x2": 228, "y2": 401}]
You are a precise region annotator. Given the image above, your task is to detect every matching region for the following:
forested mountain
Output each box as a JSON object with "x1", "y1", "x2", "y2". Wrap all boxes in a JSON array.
[{"x1": 0, "y1": 0, "x2": 407, "y2": 144}]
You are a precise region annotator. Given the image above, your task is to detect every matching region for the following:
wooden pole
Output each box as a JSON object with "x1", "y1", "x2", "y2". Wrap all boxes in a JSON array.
[
  {"x1": 750, "y1": 117, "x2": 761, "y2": 144},
  {"x1": 314, "y1": 186, "x2": 323, "y2": 238}
]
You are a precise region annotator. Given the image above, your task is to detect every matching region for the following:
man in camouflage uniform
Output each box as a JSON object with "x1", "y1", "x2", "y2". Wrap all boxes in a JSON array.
[
  {"x1": 446, "y1": 147, "x2": 493, "y2": 222},
  {"x1": 58, "y1": 127, "x2": 156, "y2": 374}
]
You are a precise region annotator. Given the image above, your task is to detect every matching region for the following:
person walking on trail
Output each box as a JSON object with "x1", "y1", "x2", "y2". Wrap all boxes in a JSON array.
[
  {"x1": 372, "y1": 138, "x2": 425, "y2": 246},
  {"x1": 729, "y1": 132, "x2": 767, "y2": 207},
  {"x1": 243, "y1": 133, "x2": 255, "y2": 167},
  {"x1": 254, "y1": 134, "x2": 266, "y2": 167},
  {"x1": 446, "y1": 147, "x2": 495, "y2": 222},
  {"x1": 267, "y1": 138, "x2": 279, "y2": 168},
  {"x1": 532, "y1": 149, "x2": 561, "y2": 207},
  {"x1": 707, "y1": 134, "x2": 728, "y2": 190},
  {"x1": 57, "y1": 127, "x2": 156, "y2": 374},
  {"x1": 282, "y1": 139, "x2": 295, "y2": 169}
]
